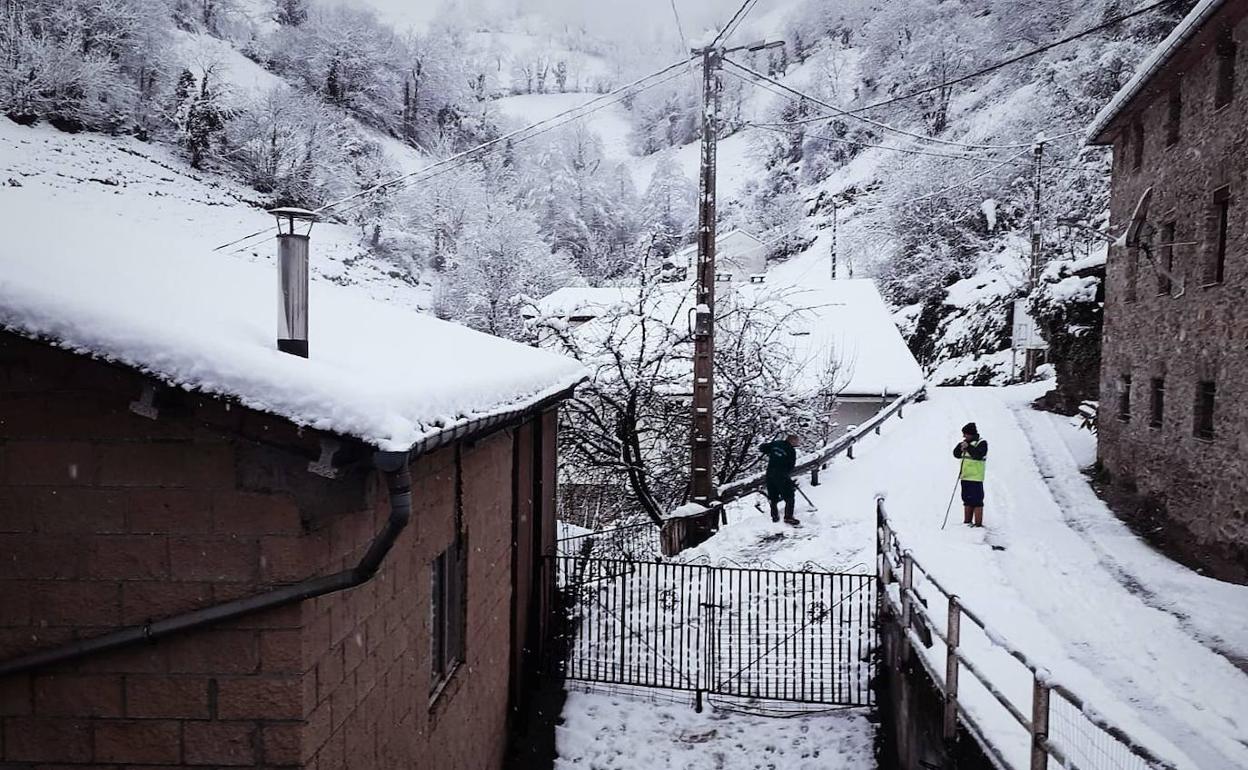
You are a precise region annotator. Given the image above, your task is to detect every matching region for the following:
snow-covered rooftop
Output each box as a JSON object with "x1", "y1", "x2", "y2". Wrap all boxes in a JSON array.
[
  {"x1": 736, "y1": 279, "x2": 926, "y2": 397},
  {"x1": 0, "y1": 123, "x2": 584, "y2": 453},
  {"x1": 532, "y1": 278, "x2": 924, "y2": 397},
  {"x1": 1086, "y1": 0, "x2": 1226, "y2": 143}
]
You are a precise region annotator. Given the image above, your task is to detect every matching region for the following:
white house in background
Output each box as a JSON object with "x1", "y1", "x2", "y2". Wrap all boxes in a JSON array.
[
  {"x1": 671, "y1": 229, "x2": 767, "y2": 283},
  {"x1": 529, "y1": 278, "x2": 925, "y2": 434}
]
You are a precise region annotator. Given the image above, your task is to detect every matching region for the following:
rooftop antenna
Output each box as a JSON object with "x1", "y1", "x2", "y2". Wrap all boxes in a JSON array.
[{"x1": 270, "y1": 207, "x2": 317, "y2": 358}]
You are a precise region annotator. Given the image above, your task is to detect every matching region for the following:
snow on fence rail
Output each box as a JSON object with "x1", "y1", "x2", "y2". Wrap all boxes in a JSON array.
[
  {"x1": 875, "y1": 498, "x2": 1177, "y2": 770},
  {"x1": 557, "y1": 521, "x2": 662, "y2": 560},
  {"x1": 718, "y1": 384, "x2": 928, "y2": 503}
]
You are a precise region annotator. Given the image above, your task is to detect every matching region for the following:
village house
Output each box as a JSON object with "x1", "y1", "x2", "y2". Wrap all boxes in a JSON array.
[
  {"x1": 0, "y1": 218, "x2": 585, "y2": 766},
  {"x1": 528, "y1": 278, "x2": 924, "y2": 527},
  {"x1": 1087, "y1": 0, "x2": 1247, "y2": 580},
  {"x1": 666, "y1": 228, "x2": 768, "y2": 283}
]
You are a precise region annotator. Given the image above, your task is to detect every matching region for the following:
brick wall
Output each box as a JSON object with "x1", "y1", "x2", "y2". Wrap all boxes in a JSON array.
[
  {"x1": 299, "y1": 432, "x2": 518, "y2": 770},
  {"x1": 1098, "y1": 4, "x2": 1248, "y2": 575},
  {"x1": 0, "y1": 331, "x2": 537, "y2": 767}
]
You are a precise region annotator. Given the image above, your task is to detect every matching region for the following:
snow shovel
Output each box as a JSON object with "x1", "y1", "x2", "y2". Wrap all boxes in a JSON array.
[
  {"x1": 795, "y1": 484, "x2": 818, "y2": 513},
  {"x1": 940, "y1": 474, "x2": 960, "y2": 530}
]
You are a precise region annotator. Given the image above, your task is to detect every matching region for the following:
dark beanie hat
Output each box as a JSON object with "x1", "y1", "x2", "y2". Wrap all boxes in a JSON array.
[{"x1": 962, "y1": 422, "x2": 978, "y2": 436}]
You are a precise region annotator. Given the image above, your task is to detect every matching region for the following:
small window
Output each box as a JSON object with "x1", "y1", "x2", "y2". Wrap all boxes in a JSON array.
[
  {"x1": 1158, "y1": 221, "x2": 1176, "y2": 295},
  {"x1": 1207, "y1": 186, "x2": 1230, "y2": 285},
  {"x1": 1132, "y1": 121, "x2": 1144, "y2": 169},
  {"x1": 1194, "y1": 380, "x2": 1216, "y2": 440},
  {"x1": 1166, "y1": 88, "x2": 1182, "y2": 146},
  {"x1": 431, "y1": 537, "x2": 467, "y2": 689},
  {"x1": 1216, "y1": 29, "x2": 1237, "y2": 108},
  {"x1": 1149, "y1": 377, "x2": 1165, "y2": 428},
  {"x1": 1125, "y1": 246, "x2": 1139, "y2": 303},
  {"x1": 1118, "y1": 374, "x2": 1132, "y2": 422}
]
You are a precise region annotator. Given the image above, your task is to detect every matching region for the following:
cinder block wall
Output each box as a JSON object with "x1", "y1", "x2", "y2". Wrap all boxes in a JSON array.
[
  {"x1": 1099, "y1": 7, "x2": 1248, "y2": 571},
  {"x1": 0, "y1": 332, "x2": 522, "y2": 768}
]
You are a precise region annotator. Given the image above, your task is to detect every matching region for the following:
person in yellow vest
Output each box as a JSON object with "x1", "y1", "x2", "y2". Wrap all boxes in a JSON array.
[{"x1": 952, "y1": 422, "x2": 988, "y2": 527}]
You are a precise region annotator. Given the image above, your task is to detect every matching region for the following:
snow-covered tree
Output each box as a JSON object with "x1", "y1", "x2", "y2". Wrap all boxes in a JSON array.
[{"x1": 639, "y1": 154, "x2": 696, "y2": 261}]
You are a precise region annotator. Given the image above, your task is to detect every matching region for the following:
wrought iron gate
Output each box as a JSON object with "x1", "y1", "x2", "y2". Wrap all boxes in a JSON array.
[{"x1": 550, "y1": 555, "x2": 875, "y2": 706}]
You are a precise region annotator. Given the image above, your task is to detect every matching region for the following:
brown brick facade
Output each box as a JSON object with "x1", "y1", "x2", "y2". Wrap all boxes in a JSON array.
[
  {"x1": 1097, "y1": 2, "x2": 1248, "y2": 577},
  {"x1": 0, "y1": 330, "x2": 557, "y2": 767}
]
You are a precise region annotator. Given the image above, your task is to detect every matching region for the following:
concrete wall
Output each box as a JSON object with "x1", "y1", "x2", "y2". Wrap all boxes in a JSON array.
[
  {"x1": 1098, "y1": 2, "x2": 1248, "y2": 578},
  {"x1": 0, "y1": 331, "x2": 544, "y2": 768}
]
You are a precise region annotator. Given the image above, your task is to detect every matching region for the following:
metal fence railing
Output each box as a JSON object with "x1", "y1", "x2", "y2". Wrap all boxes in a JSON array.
[
  {"x1": 718, "y1": 384, "x2": 928, "y2": 503},
  {"x1": 556, "y1": 521, "x2": 662, "y2": 560},
  {"x1": 551, "y1": 554, "x2": 875, "y2": 708},
  {"x1": 876, "y1": 498, "x2": 1177, "y2": 770}
]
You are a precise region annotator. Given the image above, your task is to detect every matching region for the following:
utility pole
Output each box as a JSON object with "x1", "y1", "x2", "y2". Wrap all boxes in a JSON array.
[
  {"x1": 829, "y1": 199, "x2": 839, "y2": 280},
  {"x1": 689, "y1": 45, "x2": 723, "y2": 506},
  {"x1": 1023, "y1": 135, "x2": 1045, "y2": 378}
]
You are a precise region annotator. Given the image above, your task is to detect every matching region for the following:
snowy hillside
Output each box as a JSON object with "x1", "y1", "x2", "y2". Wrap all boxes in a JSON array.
[{"x1": 0, "y1": 119, "x2": 429, "y2": 311}]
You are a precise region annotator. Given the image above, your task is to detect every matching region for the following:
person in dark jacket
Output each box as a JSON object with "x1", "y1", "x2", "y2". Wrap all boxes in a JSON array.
[
  {"x1": 760, "y1": 434, "x2": 800, "y2": 524},
  {"x1": 952, "y1": 422, "x2": 988, "y2": 527}
]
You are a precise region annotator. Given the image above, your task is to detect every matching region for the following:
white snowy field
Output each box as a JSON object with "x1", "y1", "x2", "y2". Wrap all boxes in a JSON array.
[
  {"x1": 679, "y1": 384, "x2": 1248, "y2": 769},
  {"x1": 556, "y1": 686, "x2": 875, "y2": 770}
]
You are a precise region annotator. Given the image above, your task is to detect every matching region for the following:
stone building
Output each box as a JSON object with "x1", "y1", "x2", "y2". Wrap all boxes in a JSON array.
[
  {"x1": 0, "y1": 225, "x2": 584, "y2": 766},
  {"x1": 1087, "y1": 0, "x2": 1247, "y2": 580}
]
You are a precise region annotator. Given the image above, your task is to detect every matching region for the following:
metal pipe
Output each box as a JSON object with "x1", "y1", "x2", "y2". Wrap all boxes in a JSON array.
[{"x1": 0, "y1": 452, "x2": 413, "y2": 678}]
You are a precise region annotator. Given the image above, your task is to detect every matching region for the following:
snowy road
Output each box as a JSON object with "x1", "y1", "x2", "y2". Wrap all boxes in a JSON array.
[{"x1": 683, "y1": 384, "x2": 1248, "y2": 769}]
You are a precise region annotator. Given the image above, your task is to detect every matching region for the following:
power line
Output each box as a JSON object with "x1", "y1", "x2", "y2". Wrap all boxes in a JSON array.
[
  {"x1": 709, "y1": 0, "x2": 761, "y2": 49},
  {"x1": 850, "y1": 0, "x2": 1177, "y2": 114},
  {"x1": 749, "y1": 121, "x2": 1098, "y2": 171},
  {"x1": 215, "y1": 56, "x2": 698, "y2": 252},
  {"x1": 898, "y1": 149, "x2": 1031, "y2": 205},
  {"x1": 724, "y1": 57, "x2": 1041, "y2": 151},
  {"x1": 669, "y1": 0, "x2": 690, "y2": 53}
]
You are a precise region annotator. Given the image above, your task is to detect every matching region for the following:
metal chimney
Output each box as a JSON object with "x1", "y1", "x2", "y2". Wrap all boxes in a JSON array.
[{"x1": 269, "y1": 207, "x2": 316, "y2": 358}]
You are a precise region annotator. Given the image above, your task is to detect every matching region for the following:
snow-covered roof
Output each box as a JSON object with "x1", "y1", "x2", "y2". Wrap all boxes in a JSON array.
[
  {"x1": 531, "y1": 278, "x2": 923, "y2": 398},
  {"x1": 1086, "y1": 0, "x2": 1227, "y2": 144},
  {"x1": 735, "y1": 279, "x2": 925, "y2": 397},
  {"x1": 673, "y1": 228, "x2": 764, "y2": 259},
  {"x1": 0, "y1": 131, "x2": 584, "y2": 453}
]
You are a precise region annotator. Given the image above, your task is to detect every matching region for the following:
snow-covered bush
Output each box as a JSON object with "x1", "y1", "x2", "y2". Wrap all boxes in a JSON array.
[{"x1": 1030, "y1": 250, "x2": 1106, "y2": 413}]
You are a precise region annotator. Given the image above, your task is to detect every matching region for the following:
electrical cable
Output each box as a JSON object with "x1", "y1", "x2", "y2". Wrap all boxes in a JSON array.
[
  {"x1": 849, "y1": 0, "x2": 1176, "y2": 114},
  {"x1": 724, "y1": 57, "x2": 1048, "y2": 151},
  {"x1": 709, "y1": 0, "x2": 762, "y2": 49},
  {"x1": 749, "y1": 121, "x2": 1100, "y2": 171},
  {"x1": 214, "y1": 56, "x2": 698, "y2": 252}
]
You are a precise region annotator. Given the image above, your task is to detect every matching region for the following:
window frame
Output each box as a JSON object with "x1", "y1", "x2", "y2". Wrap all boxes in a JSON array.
[
  {"x1": 1118, "y1": 373, "x2": 1133, "y2": 423},
  {"x1": 1166, "y1": 87, "x2": 1182, "y2": 147},
  {"x1": 1158, "y1": 220, "x2": 1176, "y2": 296},
  {"x1": 1131, "y1": 120, "x2": 1145, "y2": 170},
  {"x1": 1149, "y1": 377, "x2": 1165, "y2": 429},
  {"x1": 1216, "y1": 29, "x2": 1237, "y2": 109},
  {"x1": 1207, "y1": 186, "x2": 1230, "y2": 286},
  {"x1": 1193, "y1": 380, "x2": 1216, "y2": 441},
  {"x1": 431, "y1": 535, "x2": 467, "y2": 694}
]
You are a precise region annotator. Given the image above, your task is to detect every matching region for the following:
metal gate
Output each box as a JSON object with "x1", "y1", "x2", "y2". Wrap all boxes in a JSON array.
[{"x1": 550, "y1": 555, "x2": 875, "y2": 706}]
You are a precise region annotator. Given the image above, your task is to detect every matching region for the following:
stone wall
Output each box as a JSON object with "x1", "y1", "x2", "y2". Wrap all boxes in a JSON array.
[{"x1": 1098, "y1": 3, "x2": 1248, "y2": 580}]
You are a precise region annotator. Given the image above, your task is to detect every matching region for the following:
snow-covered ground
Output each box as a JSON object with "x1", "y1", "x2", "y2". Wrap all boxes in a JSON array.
[
  {"x1": 556, "y1": 687, "x2": 875, "y2": 770},
  {"x1": 678, "y1": 383, "x2": 1248, "y2": 769}
]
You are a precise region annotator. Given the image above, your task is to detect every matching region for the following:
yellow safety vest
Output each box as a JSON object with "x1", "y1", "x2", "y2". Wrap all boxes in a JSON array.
[{"x1": 960, "y1": 440, "x2": 986, "y2": 482}]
